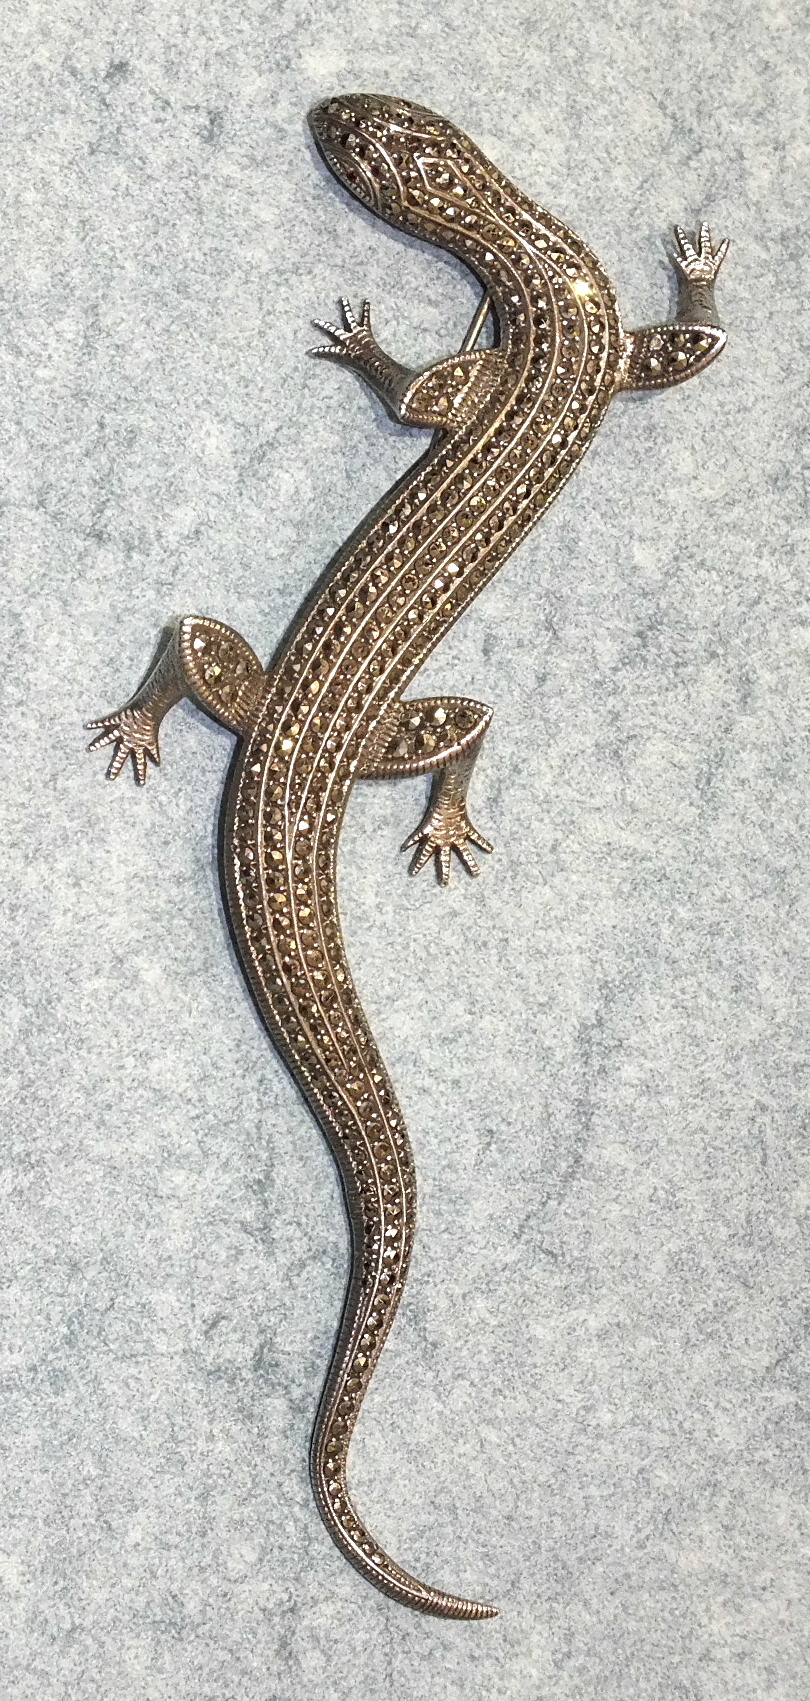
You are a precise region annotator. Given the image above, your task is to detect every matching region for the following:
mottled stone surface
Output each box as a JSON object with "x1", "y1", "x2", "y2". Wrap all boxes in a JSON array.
[{"x1": 2, "y1": 2, "x2": 809, "y2": 1696}]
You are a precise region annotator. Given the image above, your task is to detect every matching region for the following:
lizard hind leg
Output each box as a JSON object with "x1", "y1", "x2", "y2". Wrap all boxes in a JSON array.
[
  {"x1": 359, "y1": 695, "x2": 494, "y2": 883},
  {"x1": 87, "y1": 616, "x2": 266, "y2": 783}
]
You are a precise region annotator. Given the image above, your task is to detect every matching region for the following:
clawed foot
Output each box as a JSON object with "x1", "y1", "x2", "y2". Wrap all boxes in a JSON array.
[
  {"x1": 403, "y1": 800, "x2": 494, "y2": 886},
  {"x1": 673, "y1": 222, "x2": 728, "y2": 283},
  {"x1": 86, "y1": 704, "x2": 161, "y2": 784},
  {"x1": 310, "y1": 297, "x2": 379, "y2": 366},
  {"x1": 310, "y1": 297, "x2": 415, "y2": 420}
]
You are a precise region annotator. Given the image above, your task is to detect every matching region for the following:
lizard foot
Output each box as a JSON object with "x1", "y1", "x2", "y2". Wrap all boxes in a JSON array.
[
  {"x1": 672, "y1": 221, "x2": 728, "y2": 284},
  {"x1": 309, "y1": 295, "x2": 372, "y2": 358},
  {"x1": 309, "y1": 297, "x2": 390, "y2": 380},
  {"x1": 86, "y1": 704, "x2": 161, "y2": 784},
  {"x1": 402, "y1": 801, "x2": 493, "y2": 886}
]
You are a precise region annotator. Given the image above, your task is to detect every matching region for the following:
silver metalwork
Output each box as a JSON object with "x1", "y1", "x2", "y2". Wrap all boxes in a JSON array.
[{"x1": 88, "y1": 95, "x2": 728, "y2": 1617}]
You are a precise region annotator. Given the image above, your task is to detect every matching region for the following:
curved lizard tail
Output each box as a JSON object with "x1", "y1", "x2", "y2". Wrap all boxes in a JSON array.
[
  {"x1": 311, "y1": 1316, "x2": 498, "y2": 1619},
  {"x1": 300, "y1": 953, "x2": 497, "y2": 1618},
  {"x1": 311, "y1": 1462, "x2": 498, "y2": 1618}
]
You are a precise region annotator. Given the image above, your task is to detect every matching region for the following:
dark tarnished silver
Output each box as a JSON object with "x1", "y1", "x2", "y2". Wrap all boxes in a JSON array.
[{"x1": 88, "y1": 95, "x2": 728, "y2": 1618}]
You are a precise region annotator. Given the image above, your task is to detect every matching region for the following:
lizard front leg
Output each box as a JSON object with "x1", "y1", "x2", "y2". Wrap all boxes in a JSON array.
[
  {"x1": 310, "y1": 297, "x2": 504, "y2": 431},
  {"x1": 87, "y1": 617, "x2": 265, "y2": 782},
  {"x1": 359, "y1": 696, "x2": 494, "y2": 883},
  {"x1": 620, "y1": 222, "x2": 728, "y2": 392}
]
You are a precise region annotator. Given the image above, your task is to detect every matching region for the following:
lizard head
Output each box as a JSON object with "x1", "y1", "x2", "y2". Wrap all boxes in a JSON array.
[{"x1": 309, "y1": 94, "x2": 467, "y2": 228}]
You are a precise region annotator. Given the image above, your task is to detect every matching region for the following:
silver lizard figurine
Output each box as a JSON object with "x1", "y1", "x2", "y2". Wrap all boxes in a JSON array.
[{"x1": 88, "y1": 95, "x2": 728, "y2": 1617}]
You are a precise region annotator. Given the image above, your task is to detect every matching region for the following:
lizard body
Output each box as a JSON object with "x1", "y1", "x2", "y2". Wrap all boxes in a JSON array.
[{"x1": 88, "y1": 95, "x2": 727, "y2": 1618}]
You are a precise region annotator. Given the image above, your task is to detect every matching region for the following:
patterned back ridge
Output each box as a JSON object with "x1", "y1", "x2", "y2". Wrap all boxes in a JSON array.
[{"x1": 225, "y1": 95, "x2": 622, "y2": 1616}]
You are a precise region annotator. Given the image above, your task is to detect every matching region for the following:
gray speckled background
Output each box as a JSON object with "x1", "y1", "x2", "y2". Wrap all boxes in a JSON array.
[{"x1": 2, "y1": 1, "x2": 809, "y2": 1697}]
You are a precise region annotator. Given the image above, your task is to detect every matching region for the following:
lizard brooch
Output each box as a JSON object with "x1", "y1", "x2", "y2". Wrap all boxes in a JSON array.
[{"x1": 88, "y1": 94, "x2": 727, "y2": 1618}]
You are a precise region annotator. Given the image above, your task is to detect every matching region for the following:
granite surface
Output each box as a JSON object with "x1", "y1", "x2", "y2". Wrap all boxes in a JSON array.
[{"x1": 2, "y1": 1, "x2": 809, "y2": 1697}]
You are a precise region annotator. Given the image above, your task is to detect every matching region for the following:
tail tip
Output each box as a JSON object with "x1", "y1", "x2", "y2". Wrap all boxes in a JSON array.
[{"x1": 431, "y1": 1592, "x2": 499, "y2": 1621}]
